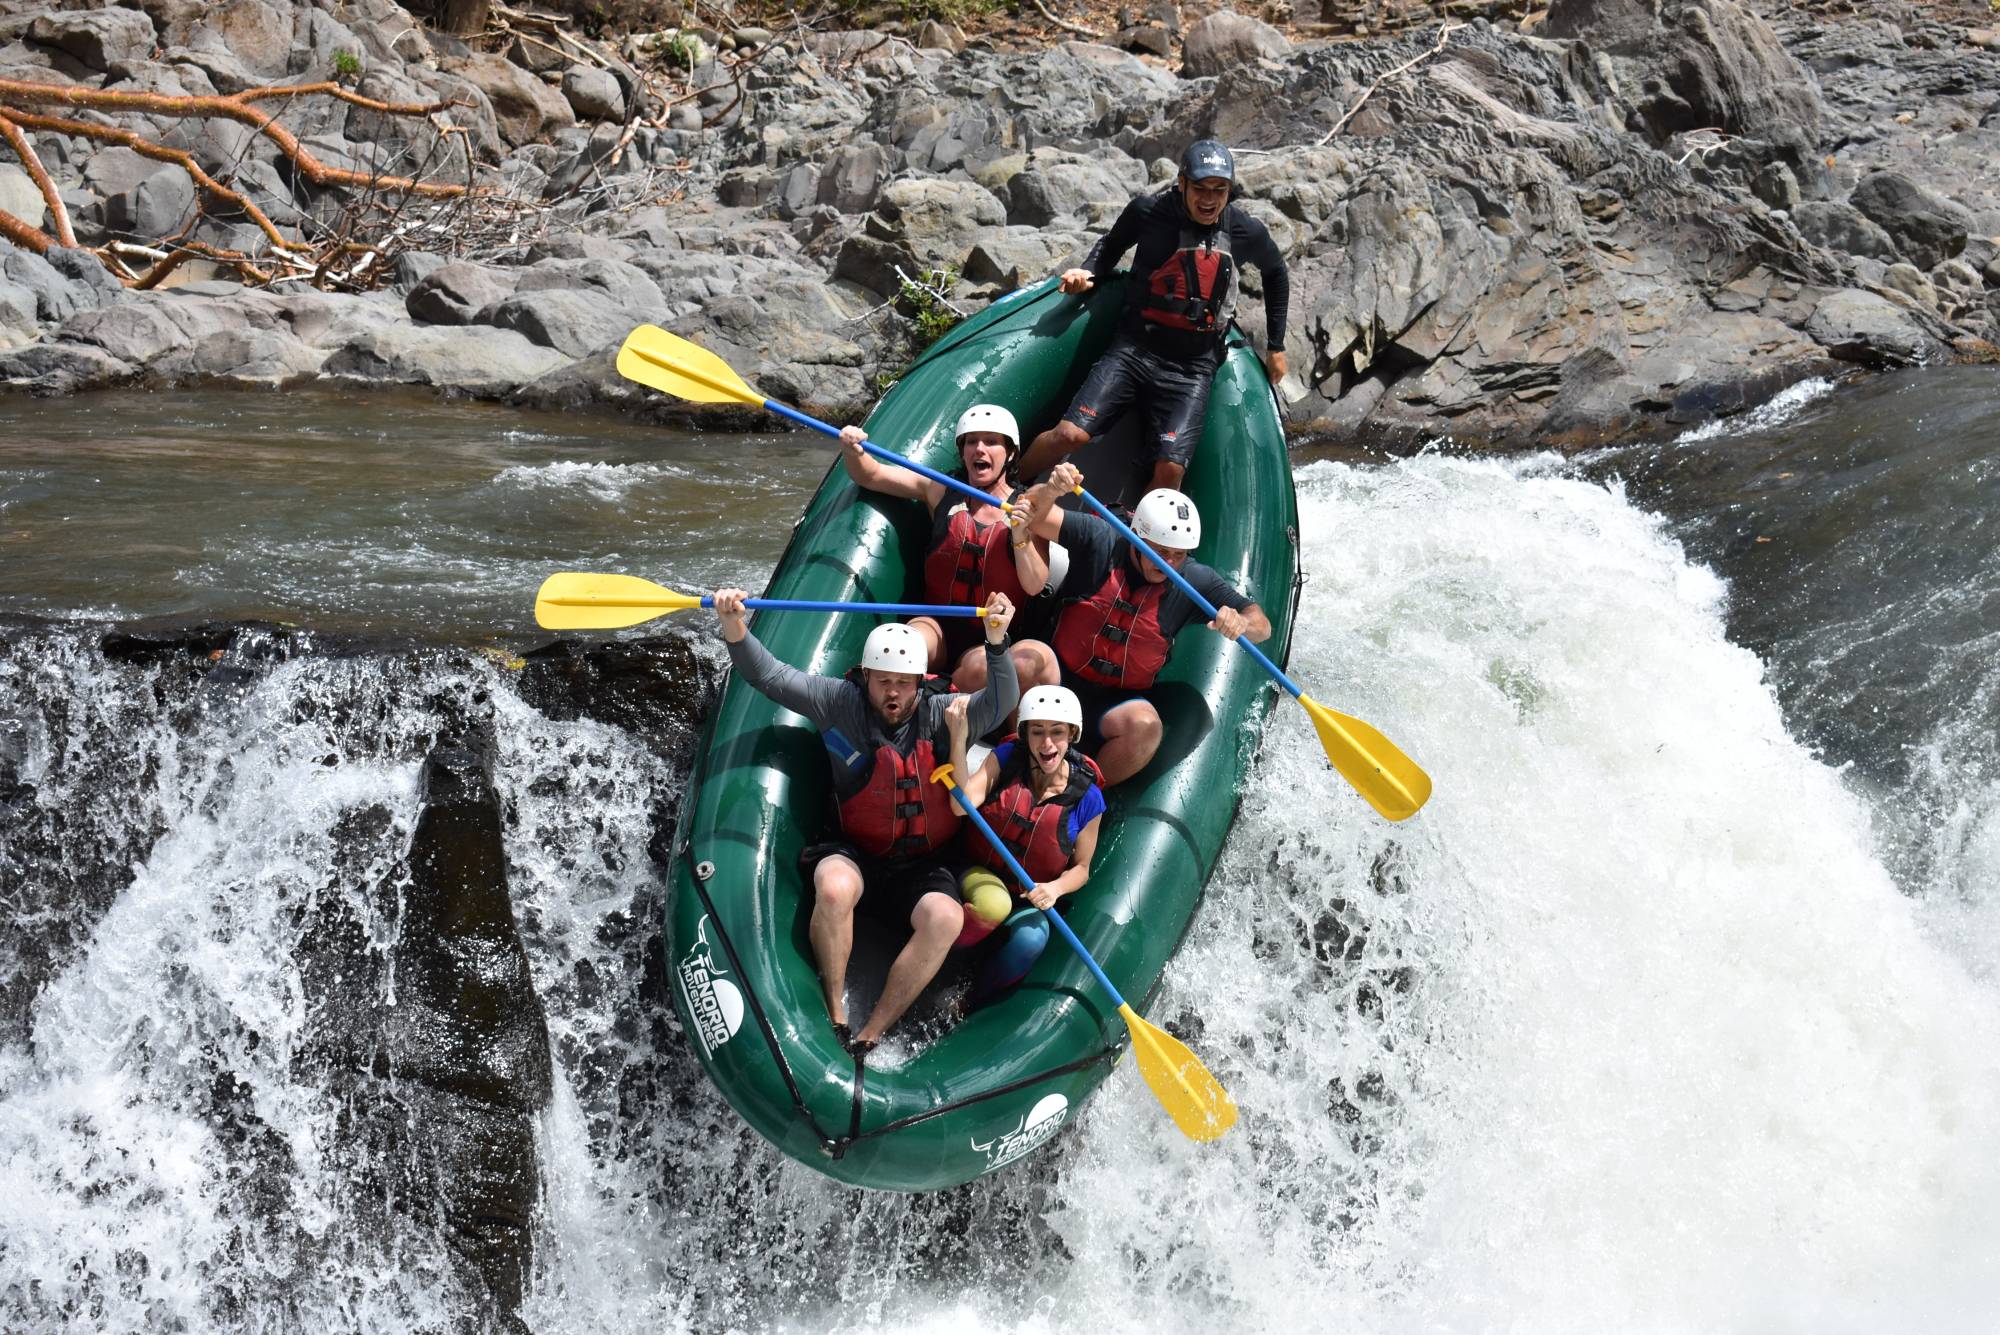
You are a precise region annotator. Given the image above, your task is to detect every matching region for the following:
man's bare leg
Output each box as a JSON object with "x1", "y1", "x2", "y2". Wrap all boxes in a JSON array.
[
  {"x1": 950, "y1": 639, "x2": 1058, "y2": 694},
  {"x1": 810, "y1": 856, "x2": 863, "y2": 1027},
  {"x1": 1094, "y1": 700, "x2": 1164, "y2": 786},
  {"x1": 908, "y1": 615, "x2": 947, "y2": 672},
  {"x1": 1149, "y1": 458, "x2": 1186, "y2": 491},
  {"x1": 854, "y1": 891, "x2": 965, "y2": 1043}
]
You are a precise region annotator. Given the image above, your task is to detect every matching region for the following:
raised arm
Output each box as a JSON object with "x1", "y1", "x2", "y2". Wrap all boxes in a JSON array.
[
  {"x1": 715, "y1": 587, "x2": 855, "y2": 725},
  {"x1": 962, "y1": 594, "x2": 1021, "y2": 736},
  {"x1": 1019, "y1": 461, "x2": 1085, "y2": 542},
  {"x1": 944, "y1": 695, "x2": 1003, "y2": 808},
  {"x1": 838, "y1": 425, "x2": 940, "y2": 505}
]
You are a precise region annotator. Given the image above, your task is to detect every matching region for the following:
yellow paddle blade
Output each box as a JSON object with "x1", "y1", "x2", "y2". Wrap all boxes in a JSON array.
[
  {"x1": 1299, "y1": 694, "x2": 1433, "y2": 822},
  {"x1": 1119, "y1": 1003, "x2": 1238, "y2": 1141},
  {"x1": 615, "y1": 325, "x2": 763, "y2": 407},
  {"x1": 533, "y1": 571, "x2": 701, "y2": 630}
]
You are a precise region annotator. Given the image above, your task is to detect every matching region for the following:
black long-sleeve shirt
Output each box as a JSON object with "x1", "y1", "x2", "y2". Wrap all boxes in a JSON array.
[{"x1": 1081, "y1": 189, "x2": 1291, "y2": 356}]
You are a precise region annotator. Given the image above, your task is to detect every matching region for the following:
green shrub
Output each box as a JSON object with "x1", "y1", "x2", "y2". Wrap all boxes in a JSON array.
[
  {"x1": 897, "y1": 265, "x2": 962, "y2": 351},
  {"x1": 332, "y1": 49, "x2": 362, "y2": 77}
]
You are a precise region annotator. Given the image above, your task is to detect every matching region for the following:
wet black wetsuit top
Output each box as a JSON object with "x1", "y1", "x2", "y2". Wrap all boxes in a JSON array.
[{"x1": 1081, "y1": 189, "x2": 1292, "y2": 361}]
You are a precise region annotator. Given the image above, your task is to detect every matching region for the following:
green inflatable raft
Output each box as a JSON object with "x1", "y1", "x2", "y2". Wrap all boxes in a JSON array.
[{"x1": 664, "y1": 276, "x2": 1299, "y2": 1191}]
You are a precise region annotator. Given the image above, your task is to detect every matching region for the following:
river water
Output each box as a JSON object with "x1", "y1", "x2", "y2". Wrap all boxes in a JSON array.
[{"x1": 2, "y1": 370, "x2": 1997, "y2": 1332}]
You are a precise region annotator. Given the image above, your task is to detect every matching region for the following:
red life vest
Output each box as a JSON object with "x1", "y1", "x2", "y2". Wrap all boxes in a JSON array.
[
  {"x1": 1052, "y1": 561, "x2": 1174, "y2": 689},
  {"x1": 973, "y1": 745, "x2": 1104, "y2": 885},
  {"x1": 1138, "y1": 221, "x2": 1237, "y2": 354},
  {"x1": 832, "y1": 673, "x2": 961, "y2": 859},
  {"x1": 922, "y1": 491, "x2": 1029, "y2": 610}
]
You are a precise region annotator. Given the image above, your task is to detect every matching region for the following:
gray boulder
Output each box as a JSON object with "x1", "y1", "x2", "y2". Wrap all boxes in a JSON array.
[
  {"x1": 0, "y1": 341, "x2": 136, "y2": 393},
  {"x1": 474, "y1": 290, "x2": 633, "y2": 358},
  {"x1": 1181, "y1": 11, "x2": 1291, "y2": 78},
  {"x1": 100, "y1": 167, "x2": 196, "y2": 242},
  {"x1": 0, "y1": 277, "x2": 37, "y2": 348},
  {"x1": 964, "y1": 227, "x2": 1085, "y2": 291},
  {"x1": 188, "y1": 327, "x2": 325, "y2": 382},
  {"x1": 320, "y1": 322, "x2": 569, "y2": 394},
  {"x1": 28, "y1": 9, "x2": 157, "y2": 73},
  {"x1": 407, "y1": 263, "x2": 518, "y2": 326},
  {"x1": 815, "y1": 143, "x2": 894, "y2": 215},
  {"x1": 513, "y1": 257, "x2": 665, "y2": 312},
  {"x1": 1549, "y1": 0, "x2": 1824, "y2": 148},
  {"x1": 561, "y1": 65, "x2": 626, "y2": 122},
  {"x1": 1848, "y1": 171, "x2": 1973, "y2": 271},
  {"x1": 1002, "y1": 151, "x2": 1146, "y2": 228},
  {"x1": 0, "y1": 164, "x2": 43, "y2": 231},
  {"x1": 184, "y1": 0, "x2": 295, "y2": 80},
  {"x1": 1804, "y1": 288, "x2": 1945, "y2": 367},
  {"x1": 439, "y1": 54, "x2": 577, "y2": 148},
  {"x1": 1792, "y1": 200, "x2": 1899, "y2": 263}
]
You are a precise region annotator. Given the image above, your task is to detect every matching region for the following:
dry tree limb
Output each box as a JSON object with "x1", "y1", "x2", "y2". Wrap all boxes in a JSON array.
[
  {"x1": 0, "y1": 77, "x2": 474, "y2": 199},
  {"x1": 0, "y1": 108, "x2": 75, "y2": 246},
  {"x1": 1030, "y1": 0, "x2": 1108, "y2": 39},
  {"x1": 5, "y1": 107, "x2": 318, "y2": 253},
  {"x1": 1319, "y1": 21, "x2": 1465, "y2": 144},
  {"x1": 0, "y1": 204, "x2": 50, "y2": 253}
]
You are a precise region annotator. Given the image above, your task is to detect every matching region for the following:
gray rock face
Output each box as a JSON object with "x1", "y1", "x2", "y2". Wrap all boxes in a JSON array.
[
  {"x1": 28, "y1": 9, "x2": 157, "y2": 73},
  {"x1": 1804, "y1": 287, "x2": 1946, "y2": 366},
  {"x1": 475, "y1": 289, "x2": 634, "y2": 358},
  {"x1": 406, "y1": 263, "x2": 518, "y2": 326},
  {"x1": 561, "y1": 65, "x2": 626, "y2": 122},
  {"x1": 0, "y1": 164, "x2": 44, "y2": 231},
  {"x1": 440, "y1": 53, "x2": 577, "y2": 147},
  {"x1": 1002, "y1": 152, "x2": 1147, "y2": 228},
  {"x1": 1552, "y1": 0, "x2": 1825, "y2": 150},
  {"x1": 1793, "y1": 200, "x2": 1901, "y2": 262},
  {"x1": 100, "y1": 165, "x2": 197, "y2": 242},
  {"x1": 185, "y1": 0, "x2": 295, "y2": 80},
  {"x1": 321, "y1": 322, "x2": 569, "y2": 393},
  {"x1": 1181, "y1": 11, "x2": 1291, "y2": 78},
  {"x1": 1848, "y1": 170, "x2": 1973, "y2": 270}
]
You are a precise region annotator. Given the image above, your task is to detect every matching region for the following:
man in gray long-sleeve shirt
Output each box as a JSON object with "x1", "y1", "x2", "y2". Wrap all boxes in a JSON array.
[{"x1": 716, "y1": 588, "x2": 1021, "y2": 1053}]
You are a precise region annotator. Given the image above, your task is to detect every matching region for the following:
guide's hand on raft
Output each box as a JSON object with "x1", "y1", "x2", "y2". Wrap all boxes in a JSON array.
[
  {"x1": 1210, "y1": 606, "x2": 1248, "y2": 641},
  {"x1": 1264, "y1": 348, "x2": 1288, "y2": 383},
  {"x1": 713, "y1": 587, "x2": 751, "y2": 642},
  {"x1": 1058, "y1": 268, "x2": 1094, "y2": 295},
  {"x1": 982, "y1": 592, "x2": 1016, "y2": 644},
  {"x1": 1026, "y1": 884, "x2": 1059, "y2": 910}
]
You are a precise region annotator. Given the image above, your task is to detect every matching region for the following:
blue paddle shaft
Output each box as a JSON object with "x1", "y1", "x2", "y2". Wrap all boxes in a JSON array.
[
  {"x1": 702, "y1": 596, "x2": 983, "y2": 617},
  {"x1": 940, "y1": 777, "x2": 1126, "y2": 1008},
  {"x1": 1071, "y1": 488, "x2": 1304, "y2": 701},
  {"x1": 759, "y1": 398, "x2": 1011, "y2": 515}
]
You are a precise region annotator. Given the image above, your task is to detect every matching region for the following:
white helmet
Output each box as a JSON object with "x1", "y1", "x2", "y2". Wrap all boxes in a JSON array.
[
  {"x1": 861, "y1": 622, "x2": 926, "y2": 674},
  {"x1": 1131, "y1": 488, "x2": 1201, "y2": 549},
  {"x1": 954, "y1": 403, "x2": 1019, "y2": 450},
  {"x1": 1017, "y1": 684, "x2": 1082, "y2": 737}
]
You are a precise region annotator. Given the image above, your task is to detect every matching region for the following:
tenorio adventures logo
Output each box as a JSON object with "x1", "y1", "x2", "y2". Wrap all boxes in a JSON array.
[
  {"x1": 678, "y1": 916, "x2": 745, "y2": 1057},
  {"x1": 970, "y1": 1093, "x2": 1070, "y2": 1173}
]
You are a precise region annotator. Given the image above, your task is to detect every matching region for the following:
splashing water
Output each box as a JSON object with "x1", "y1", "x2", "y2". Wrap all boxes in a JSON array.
[{"x1": 5, "y1": 448, "x2": 1999, "y2": 1333}]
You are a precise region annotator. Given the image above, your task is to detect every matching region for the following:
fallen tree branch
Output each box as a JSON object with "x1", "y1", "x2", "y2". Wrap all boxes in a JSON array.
[
  {"x1": 0, "y1": 108, "x2": 74, "y2": 247},
  {"x1": 0, "y1": 77, "x2": 474, "y2": 199},
  {"x1": 1319, "y1": 22, "x2": 1465, "y2": 144},
  {"x1": 1030, "y1": 0, "x2": 1108, "y2": 39},
  {"x1": 0, "y1": 204, "x2": 49, "y2": 253}
]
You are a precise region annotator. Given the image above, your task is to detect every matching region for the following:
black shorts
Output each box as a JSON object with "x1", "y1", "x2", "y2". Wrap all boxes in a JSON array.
[
  {"x1": 800, "y1": 841, "x2": 962, "y2": 925},
  {"x1": 1060, "y1": 336, "x2": 1219, "y2": 469},
  {"x1": 1069, "y1": 679, "x2": 1147, "y2": 754}
]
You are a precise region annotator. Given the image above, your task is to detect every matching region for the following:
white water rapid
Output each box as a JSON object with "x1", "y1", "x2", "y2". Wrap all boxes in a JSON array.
[{"x1": 5, "y1": 451, "x2": 1997, "y2": 1333}]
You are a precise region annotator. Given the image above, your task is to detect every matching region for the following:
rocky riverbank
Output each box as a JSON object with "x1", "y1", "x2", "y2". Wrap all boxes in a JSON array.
[{"x1": 1, "y1": 0, "x2": 1996, "y2": 446}]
